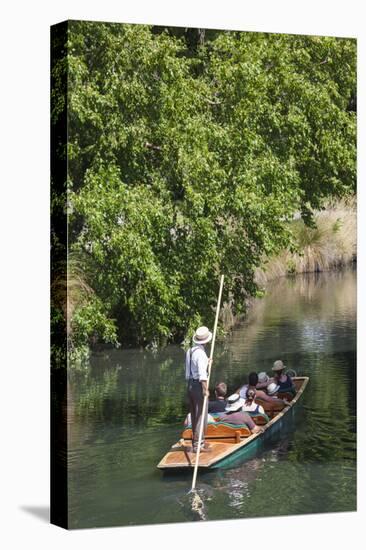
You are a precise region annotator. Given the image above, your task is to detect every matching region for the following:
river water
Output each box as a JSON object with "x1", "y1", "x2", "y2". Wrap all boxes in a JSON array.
[{"x1": 67, "y1": 269, "x2": 356, "y2": 528}]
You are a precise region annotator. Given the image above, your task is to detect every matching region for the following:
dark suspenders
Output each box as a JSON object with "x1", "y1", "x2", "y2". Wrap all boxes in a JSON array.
[{"x1": 189, "y1": 346, "x2": 200, "y2": 380}]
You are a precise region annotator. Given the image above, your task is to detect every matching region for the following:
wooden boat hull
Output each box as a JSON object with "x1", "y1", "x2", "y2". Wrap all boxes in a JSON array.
[{"x1": 157, "y1": 376, "x2": 309, "y2": 470}]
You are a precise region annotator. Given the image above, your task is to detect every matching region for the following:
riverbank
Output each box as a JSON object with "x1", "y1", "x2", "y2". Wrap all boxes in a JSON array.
[
  {"x1": 254, "y1": 198, "x2": 356, "y2": 288},
  {"x1": 220, "y1": 198, "x2": 356, "y2": 334}
]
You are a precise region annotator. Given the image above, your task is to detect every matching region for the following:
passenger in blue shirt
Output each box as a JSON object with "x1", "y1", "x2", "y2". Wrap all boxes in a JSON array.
[
  {"x1": 208, "y1": 382, "x2": 227, "y2": 413},
  {"x1": 272, "y1": 360, "x2": 295, "y2": 394}
]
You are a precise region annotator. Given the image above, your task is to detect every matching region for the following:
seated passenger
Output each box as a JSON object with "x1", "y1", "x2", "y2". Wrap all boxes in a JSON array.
[
  {"x1": 239, "y1": 372, "x2": 289, "y2": 405},
  {"x1": 257, "y1": 371, "x2": 270, "y2": 388},
  {"x1": 218, "y1": 393, "x2": 263, "y2": 434},
  {"x1": 242, "y1": 389, "x2": 265, "y2": 415},
  {"x1": 238, "y1": 371, "x2": 258, "y2": 399},
  {"x1": 272, "y1": 360, "x2": 296, "y2": 394},
  {"x1": 184, "y1": 411, "x2": 215, "y2": 427},
  {"x1": 208, "y1": 381, "x2": 228, "y2": 413}
]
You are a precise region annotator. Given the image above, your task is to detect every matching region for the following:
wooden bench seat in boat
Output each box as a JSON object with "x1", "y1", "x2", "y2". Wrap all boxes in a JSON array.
[
  {"x1": 182, "y1": 421, "x2": 251, "y2": 440},
  {"x1": 182, "y1": 412, "x2": 269, "y2": 441}
]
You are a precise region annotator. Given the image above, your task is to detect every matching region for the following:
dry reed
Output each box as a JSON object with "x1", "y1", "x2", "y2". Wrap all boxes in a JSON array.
[
  {"x1": 51, "y1": 253, "x2": 94, "y2": 337},
  {"x1": 255, "y1": 198, "x2": 356, "y2": 287}
]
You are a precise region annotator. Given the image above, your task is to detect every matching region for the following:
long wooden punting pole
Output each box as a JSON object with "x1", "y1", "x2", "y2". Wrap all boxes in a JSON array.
[{"x1": 190, "y1": 274, "x2": 224, "y2": 492}]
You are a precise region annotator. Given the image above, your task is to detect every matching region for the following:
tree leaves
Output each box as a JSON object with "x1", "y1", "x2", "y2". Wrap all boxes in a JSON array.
[{"x1": 60, "y1": 22, "x2": 356, "y2": 349}]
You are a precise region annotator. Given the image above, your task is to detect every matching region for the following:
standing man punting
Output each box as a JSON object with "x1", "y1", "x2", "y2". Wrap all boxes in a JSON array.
[{"x1": 185, "y1": 326, "x2": 213, "y2": 453}]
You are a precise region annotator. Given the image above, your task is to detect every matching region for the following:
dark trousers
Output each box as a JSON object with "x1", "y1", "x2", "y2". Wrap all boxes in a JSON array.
[{"x1": 188, "y1": 379, "x2": 208, "y2": 449}]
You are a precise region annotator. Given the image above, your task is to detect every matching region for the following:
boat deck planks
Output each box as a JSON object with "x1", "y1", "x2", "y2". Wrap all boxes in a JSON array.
[
  {"x1": 157, "y1": 376, "x2": 309, "y2": 470},
  {"x1": 162, "y1": 441, "x2": 235, "y2": 468}
]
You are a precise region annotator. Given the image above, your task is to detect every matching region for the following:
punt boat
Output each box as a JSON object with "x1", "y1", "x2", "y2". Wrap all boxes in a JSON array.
[{"x1": 157, "y1": 376, "x2": 309, "y2": 470}]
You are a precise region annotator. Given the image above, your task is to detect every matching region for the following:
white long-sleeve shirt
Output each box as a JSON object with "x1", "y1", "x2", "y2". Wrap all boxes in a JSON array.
[{"x1": 185, "y1": 344, "x2": 208, "y2": 382}]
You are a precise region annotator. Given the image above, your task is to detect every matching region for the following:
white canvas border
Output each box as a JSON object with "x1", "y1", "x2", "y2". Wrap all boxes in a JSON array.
[{"x1": 0, "y1": 0, "x2": 364, "y2": 548}]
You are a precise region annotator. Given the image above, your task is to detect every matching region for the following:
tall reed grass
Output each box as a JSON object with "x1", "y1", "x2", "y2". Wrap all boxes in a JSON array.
[
  {"x1": 255, "y1": 198, "x2": 356, "y2": 287},
  {"x1": 51, "y1": 253, "x2": 94, "y2": 338}
]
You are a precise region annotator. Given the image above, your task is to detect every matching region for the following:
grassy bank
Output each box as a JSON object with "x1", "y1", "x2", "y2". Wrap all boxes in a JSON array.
[{"x1": 254, "y1": 198, "x2": 356, "y2": 288}]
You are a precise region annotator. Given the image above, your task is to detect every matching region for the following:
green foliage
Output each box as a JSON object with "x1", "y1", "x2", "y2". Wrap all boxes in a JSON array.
[
  {"x1": 71, "y1": 296, "x2": 118, "y2": 350},
  {"x1": 54, "y1": 21, "x2": 356, "y2": 350}
]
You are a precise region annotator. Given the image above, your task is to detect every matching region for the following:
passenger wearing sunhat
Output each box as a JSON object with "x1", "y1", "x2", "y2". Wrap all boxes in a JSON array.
[
  {"x1": 272, "y1": 359, "x2": 295, "y2": 394},
  {"x1": 218, "y1": 393, "x2": 262, "y2": 434},
  {"x1": 185, "y1": 326, "x2": 213, "y2": 452}
]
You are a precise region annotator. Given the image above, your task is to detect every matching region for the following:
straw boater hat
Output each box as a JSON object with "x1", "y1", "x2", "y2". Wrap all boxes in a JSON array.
[
  {"x1": 272, "y1": 359, "x2": 286, "y2": 372},
  {"x1": 267, "y1": 382, "x2": 280, "y2": 395},
  {"x1": 193, "y1": 326, "x2": 213, "y2": 345},
  {"x1": 225, "y1": 393, "x2": 245, "y2": 412}
]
